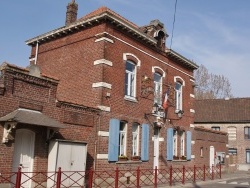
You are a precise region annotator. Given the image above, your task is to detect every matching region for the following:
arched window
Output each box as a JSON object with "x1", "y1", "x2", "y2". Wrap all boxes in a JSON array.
[
  {"x1": 125, "y1": 61, "x2": 136, "y2": 98},
  {"x1": 175, "y1": 82, "x2": 183, "y2": 111},
  {"x1": 154, "y1": 72, "x2": 163, "y2": 105}
]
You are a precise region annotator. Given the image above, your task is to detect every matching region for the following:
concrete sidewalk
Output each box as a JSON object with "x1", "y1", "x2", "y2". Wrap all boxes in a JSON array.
[{"x1": 171, "y1": 171, "x2": 250, "y2": 188}]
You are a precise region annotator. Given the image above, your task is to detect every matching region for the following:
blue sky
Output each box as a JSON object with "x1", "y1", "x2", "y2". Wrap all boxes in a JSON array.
[{"x1": 0, "y1": 0, "x2": 249, "y2": 97}]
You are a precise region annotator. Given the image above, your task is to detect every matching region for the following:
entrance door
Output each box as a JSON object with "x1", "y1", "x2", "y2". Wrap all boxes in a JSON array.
[
  {"x1": 209, "y1": 146, "x2": 215, "y2": 172},
  {"x1": 12, "y1": 129, "x2": 35, "y2": 188},
  {"x1": 153, "y1": 128, "x2": 159, "y2": 169}
]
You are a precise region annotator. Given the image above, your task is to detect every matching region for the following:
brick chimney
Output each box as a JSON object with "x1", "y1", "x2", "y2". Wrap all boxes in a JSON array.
[{"x1": 65, "y1": 0, "x2": 78, "y2": 26}]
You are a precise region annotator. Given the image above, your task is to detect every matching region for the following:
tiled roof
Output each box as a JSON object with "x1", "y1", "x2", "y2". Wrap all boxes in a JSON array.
[
  {"x1": 25, "y1": 6, "x2": 197, "y2": 70},
  {"x1": 0, "y1": 108, "x2": 65, "y2": 128},
  {"x1": 194, "y1": 98, "x2": 250, "y2": 123}
]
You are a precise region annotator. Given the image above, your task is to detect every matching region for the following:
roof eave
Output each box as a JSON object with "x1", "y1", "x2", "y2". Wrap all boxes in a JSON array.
[
  {"x1": 26, "y1": 12, "x2": 157, "y2": 46},
  {"x1": 195, "y1": 120, "x2": 250, "y2": 124},
  {"x1": 166, "y1": 49, "x2": 199, "y2": 70}
]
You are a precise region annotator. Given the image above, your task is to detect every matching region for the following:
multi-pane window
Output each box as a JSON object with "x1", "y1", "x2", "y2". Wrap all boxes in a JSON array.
[
  {"x1": 244, "y1": 127, "x2": 250, "y2": 139},
  {"x1": 212, "y1": 126, "x2": 220, "y2": 131},
  {"x1": 246, "y1": 150, "x2": 250, "y2": 164},
  {"x1": 154, "y1": 72, "x2": 162, "y2": 105},
  {"x1": 132, "y1": 123, "x2": 139, "y2": 156},
  {"x1": 173, "y1": 130, "x2": 178, "y2": 157},
  {"x1": 125, "y1": 61, "x2": 136, "y2": 98},
  {"x1": 175, "y1": 82, "x2": 182, "y2": 111},
  {"x1": 167, "y1": 128, "x2": 192, "y2": 161},
  {"x1": 228, "y1": 126, "x2": 236, "y2": 140},
  {"x1": 216, "y1": 152, "x2": 225, "y2": 164},
  {"x1": 119, "y1": 122, "x2": 127, "y2": 156},
  {"x1": 180, "y1": 131, "x2": 185, "y2": 156}
]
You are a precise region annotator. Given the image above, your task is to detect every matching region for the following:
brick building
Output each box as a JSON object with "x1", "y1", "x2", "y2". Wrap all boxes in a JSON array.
[
  {"x1": 0, "y1": 1, "x2": 229, "y2": 187},
  {"x1": 195, "y1": 98, "x2": 250, "y2": 171}
]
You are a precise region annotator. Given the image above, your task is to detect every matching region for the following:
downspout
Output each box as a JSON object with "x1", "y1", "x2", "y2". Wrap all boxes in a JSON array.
[
  {"x1": 94, "y1": 111, "x2": 102, "y2": 171},
  {"x1": 34, "y1": 41, "x2": 39, "y2": 65}
]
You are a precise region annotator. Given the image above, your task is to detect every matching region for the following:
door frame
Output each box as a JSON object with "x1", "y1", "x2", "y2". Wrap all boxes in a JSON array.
[
  {"x1": 209, "y1": 146, "x2": 215, "y2": 172},
  {"x1": 12, "y1": 129, "x2": 35, "y2": 188},
  {"x1": 153, "y1": 127, "x2": 160, "y2": 169}
]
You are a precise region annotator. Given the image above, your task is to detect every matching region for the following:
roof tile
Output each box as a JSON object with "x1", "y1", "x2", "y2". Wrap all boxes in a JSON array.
[{"x1": 194, "y1": 98, "x2": 250, "y2": 123}]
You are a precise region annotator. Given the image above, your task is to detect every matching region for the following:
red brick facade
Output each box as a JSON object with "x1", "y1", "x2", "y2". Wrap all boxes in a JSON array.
[{"x1": 0, "y1": 2, "x2": 228, "y2": 179}]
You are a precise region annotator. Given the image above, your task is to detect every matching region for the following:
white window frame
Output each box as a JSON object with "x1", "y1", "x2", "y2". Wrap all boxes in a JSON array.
[
  {"x1": 174, "y1": 76, "x2": 185, "y2": 113},
  {"x1": 180, "y1": 131, "x2": 185, "y2": 156},
  {"x1": 125, "y1": 61, "x2": 136, "y2": 99},
  {"x1": 152, "y1": 66, "x2": 166, "y2": 106},
  {"x1": 154, "y1": 72, "x2": 163, "y2": 105},
  {"x1": 119, "y1": 122, "x2": 127, "y2": 156},
  {"x1": 173, "y1": 130, "x2": 178, "y2": 157},
  {"x1": 212, "y1": 126, "x2": 220, "y2": 131},
  {"x1": 247, "y1": 150, "x2": 250, "y2": 164},
  {"x1": 175, "y1": 82, "x2": 183, "y2": 111},
  {"x1": 228, "y1": 148, "x2": 237, "y2": 155},
  {"x1": 244, "y1": 127, "x2": 250, "y2": 139},
  {"x1": 132, "y1": 123, "x2": 140, "y2": 156}
]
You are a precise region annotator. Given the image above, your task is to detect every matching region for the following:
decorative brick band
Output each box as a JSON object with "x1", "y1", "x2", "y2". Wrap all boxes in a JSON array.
[
  {"x1": 95, "y1": 37, "x2": 114, "y2": 43},
  {"x1": 92, "y1": 82, "x2": 112, "y2": 89},
  {"x1": 98, "y1": 105, "x2": 110, "y2": 112},
  {"x1": 98, "y1": 131, "x2": 109, "y2": 137},
  {"x1": 94, "y1": 59, "x2": 113, "y2": 66},
  {"x1": 190, "y1": 109, "x2": 195, "y2": 113},
  {"x1": 97, "y1": 154, "x2": 108, "y2": 159},
  {"x1": 151, "y1": 137, "x2": 164, "y2": 142}
]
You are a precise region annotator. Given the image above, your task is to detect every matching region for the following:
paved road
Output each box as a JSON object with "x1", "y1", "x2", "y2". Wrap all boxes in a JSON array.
[{"x1": 173, "y1": 171, "x2": 250, "y2": 188}]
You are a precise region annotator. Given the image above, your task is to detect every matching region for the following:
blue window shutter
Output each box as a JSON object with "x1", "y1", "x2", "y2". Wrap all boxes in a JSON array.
[
  {"x1": 108, "y1": 119, "x2": 120, "y2": 162},
  {"x1": 167, "y1": 128, "x2": 173, "y2": 160},
  {"x1": 186, "y1": 131, "x2": 192, "y2": 161},
  {"x1": 141, "y1": 124, "x2": 149, "y2": 161}
]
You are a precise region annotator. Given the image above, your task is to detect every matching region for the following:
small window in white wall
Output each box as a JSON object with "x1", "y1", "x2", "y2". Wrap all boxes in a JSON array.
[
  {"x1": 119, "y1": 121, "x2": 127, "y2": 156},
  {"x1": 212, "y1": 126, "x2": 220, "y2": 131},
  {"x1": 132, "y1": 123, "x2": 140, "y2": 156},
  {"x1": 125, "y1": 61, "x2": 136, "y2": 98},
  {"x1": 175, "y1": 82, "x2": 183, "y2": 111},
  {"x1": 154, "y1": 72, "x2": 163, "y2": 105},
  {"x1": 228, "y1": 148, "x2": 237, "y2": 155}
]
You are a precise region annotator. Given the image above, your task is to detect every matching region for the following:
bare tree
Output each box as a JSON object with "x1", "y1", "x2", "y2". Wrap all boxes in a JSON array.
[{"x1": 194, "y1": 64, "x2": 233, "y2": 99}]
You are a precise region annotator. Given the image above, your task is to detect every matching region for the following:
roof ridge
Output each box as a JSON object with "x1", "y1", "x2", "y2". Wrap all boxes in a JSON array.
[{"x1": 77, "y1": 6, "x2": 139, "y2": 28}]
